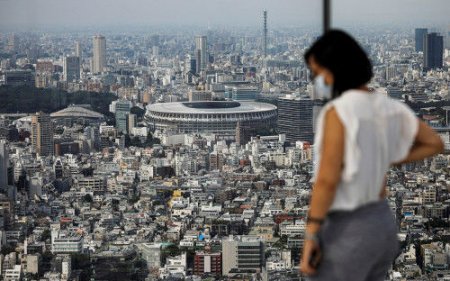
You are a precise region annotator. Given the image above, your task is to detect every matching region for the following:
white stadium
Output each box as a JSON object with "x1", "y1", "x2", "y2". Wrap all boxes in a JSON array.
[{"x1": 145, "y1": 101, "x2": 277, "y2": 135}]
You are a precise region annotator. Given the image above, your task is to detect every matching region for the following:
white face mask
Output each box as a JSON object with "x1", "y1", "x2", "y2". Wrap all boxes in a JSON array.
[{"x1": 313, "y1": 74, "x2": 332, "y2": 100}]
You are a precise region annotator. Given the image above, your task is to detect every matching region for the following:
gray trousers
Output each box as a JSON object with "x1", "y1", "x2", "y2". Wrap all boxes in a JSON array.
[{"x1": 308, "y1": 200, "x2": 399, "y2": 281}]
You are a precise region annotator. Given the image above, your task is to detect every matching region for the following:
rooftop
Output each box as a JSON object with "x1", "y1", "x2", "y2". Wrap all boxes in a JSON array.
[
  {"x1": 51, "y1": 105, "x2": 104, "y2": 119},
  {"x1": 146, "y1": 101, "x2": 277, "y2": 114}
]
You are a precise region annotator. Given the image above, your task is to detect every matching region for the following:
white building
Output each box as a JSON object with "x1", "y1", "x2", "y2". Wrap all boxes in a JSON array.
[
  {"x1": 279, "y1": 220, "x2": 306, "y2": 237},
  {"x1": 4, "y1": 265, "x2": 22, "y2": 281},
  {"x1": 51, "y1": 228, "x2": 83, "y2": 254},
  {"x1": 159, "y1": 252, "x2": 186, "y2": 279},
  {"x1": 137, "y1": 243, "x2": 162, "y2": 269}
]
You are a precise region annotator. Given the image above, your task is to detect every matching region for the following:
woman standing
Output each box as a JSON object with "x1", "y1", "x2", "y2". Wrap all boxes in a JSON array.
[{"x1": 300, "y1": 30, "x2": 444, "y2": 280}]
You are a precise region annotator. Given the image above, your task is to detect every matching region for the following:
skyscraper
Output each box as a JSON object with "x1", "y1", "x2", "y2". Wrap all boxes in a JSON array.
[
  {"x1": 63, "y1": 56, "x2": 80, "y2": 82},
  {"x1": 424, "y1": 32, "x2": 444, "y2": 71},
  {"x1": 75, "y1": 41, "x2": 82, "y2": 59},
  {"x1": 195, "y1": 35, "x2": 207, "y2": 72},
  {"x1": 0, "y1": 140, "x2": 8, "y2": 188},
  {"x1": 114, "y1": 100, "x2": 132, "y2": 134},
  {"x1": 188, "y1": 54, "x2": 197, "y2": 74},
  {"x1": 263, "y1": 10, "x2": 268, "y2": 58},
  {"x1": 415, "y1": 28, "x2": 428, "y2": 52},
  {"x1": 92, "y1": 35, "x2": 106, "y2": 74},
  {"x1": 195, "y1": 50, "x2": 201, "y2": 75},
  {"x1": 54, "y1": 159, "x2": 63, "y2": 179},
  {"x1": 446, "y1": 25, "x2": 450, "y2": 49},
  {"x1": 278, "y1": 93, "x2": 314, "y2": 144},
  {"x1": 31, "y1": 112, "x2": 54, "y2": 156},
  {"x1": 126, "y1": 113, "x2": 137, "y2": 133},
  {"x1": 7, "y1": 34, "x2": 18, "y2": 53}
]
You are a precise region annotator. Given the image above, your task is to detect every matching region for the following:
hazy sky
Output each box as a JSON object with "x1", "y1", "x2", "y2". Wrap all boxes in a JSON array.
[{"x1": 0, "y1": 0, "x2": 449, "y2": 30}]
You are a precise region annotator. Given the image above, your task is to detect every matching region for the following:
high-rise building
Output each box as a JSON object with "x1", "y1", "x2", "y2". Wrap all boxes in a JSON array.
[
  {"x1": 188, "y1": 91, "x2": 212, "y2": 102},
  {"x1": 31, "y1": 112, "x2": 54, "y2": 156},
  {"x1": 114, "y1": 100, "x2": 132, "y2": 134},
  {"x1": 195, "y1": 35, "x2": 207, "y2": 72},
  {"x1": 228, "y1": 86, "x2": 259, "y2": 101},
  {"x1": 263, "y1": 10, "x2": 268, "y2": 58},
  {"x1": 127, "y1": 113, "x2": 137, "y2": 133},
  {"x1": 278, "y1": 93, "x2": 314, "y2": 144},
  {"x1": 446, "y1": 26, "x2": 450, "y2": 49},
  {"x1": 424, "y1": 32, "x2": 444, "y2": 71},
  {"x1": 0, "y1": 140, "x2": 8, "y2": 188},
  {"x1": 195, "y1": 49, "x2": 202, "y2": 75},
  {"x1": 75, "y1": 41, "x2": 82, "y2": 58},
  {"x1": 35, "y1": 61, "x2": 53, "y2": 88},
  {"x1": 63, "y1": 56, "x2": 80, "y2": 82},
  {"x1": 36, "y1": 61, "x2": 54, "y2": 74},
  {"x1": 188, "y1": 55, "x2": 197, "y2": 74},
  {"x1": 385, "y1": 65, "x2": 397, "y2": 80},
  {"x1": 209, "y1": 151, "x2": 224, "y2": 171},
  {"x1": 54, "y1": 159, "x2": 63, "y2": 179},
  {"x1": 7, "y1": 34, "x2": 18, "y2": 53},
  {"x1": 236, "y1": 121, "x2": 257, "y2": 145},
  {"x1": 222, "y1": 235, "x2": 264, "y2": 276},
  {"x1": 92, "y1": 35, "x2": 106, "y2": 74},
  {"x1": 4, "y1": 70, "x2": 34, "y2": 86},
  {"x1": 150, "y1": 34, "x2": 160, "y2": 47},
  {"x1": 415, "y1": 28, "x2": 428, "y2": 52}
]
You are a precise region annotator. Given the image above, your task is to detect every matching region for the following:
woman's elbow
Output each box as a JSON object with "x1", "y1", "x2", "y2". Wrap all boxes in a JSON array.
[{"x1": 314, "y1": 176, "x2": 339, "y2": 193}]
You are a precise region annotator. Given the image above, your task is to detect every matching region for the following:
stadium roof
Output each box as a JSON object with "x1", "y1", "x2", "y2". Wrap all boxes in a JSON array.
[
  {"x1": 51, "y1": 106, "x2": 104, "y2": 119},
  {"x1": 146, "y1": 101, "x2": 277, "y2": 114}
]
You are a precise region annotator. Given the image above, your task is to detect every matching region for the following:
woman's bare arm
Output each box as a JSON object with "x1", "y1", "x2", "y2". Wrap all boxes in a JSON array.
[
  {"x1": 392, "y1": 120, "x2": 444, "y2": 166},
  {"x1": 306, "y1": 107, "x2": 344, "y2": 234}
]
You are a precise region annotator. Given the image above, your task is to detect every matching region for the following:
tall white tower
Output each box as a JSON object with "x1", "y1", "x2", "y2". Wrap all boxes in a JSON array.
[
  {"x1": 263, "y1": 10, "x2": 268, "y2": 58},
  {"x1": 92, "y1": 35, "x2": 106, "y2": 74}
]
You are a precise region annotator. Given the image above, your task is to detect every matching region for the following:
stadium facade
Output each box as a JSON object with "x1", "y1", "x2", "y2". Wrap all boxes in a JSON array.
[{"x1": 145, "y1": 101, "x2": 277, "y2": 136}]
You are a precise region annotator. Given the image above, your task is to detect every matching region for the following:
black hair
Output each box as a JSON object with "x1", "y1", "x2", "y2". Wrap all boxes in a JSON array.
[{"x1": 304, "y1": 29, "x2": 373, "y2": 99}]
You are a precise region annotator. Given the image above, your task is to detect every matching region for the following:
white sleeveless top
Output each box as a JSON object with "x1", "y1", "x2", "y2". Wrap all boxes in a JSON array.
[{"x1": 312, "y1": 89, "x2": 419, "y2": 211}]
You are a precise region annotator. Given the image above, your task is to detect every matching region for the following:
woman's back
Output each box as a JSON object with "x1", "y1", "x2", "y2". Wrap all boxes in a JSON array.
[
  {"x1": 301, "y1": 30, "x2": 444, "y2": 279},
  {"x1": 313, "y1": 89, "x2": 419, "y2": 211}
]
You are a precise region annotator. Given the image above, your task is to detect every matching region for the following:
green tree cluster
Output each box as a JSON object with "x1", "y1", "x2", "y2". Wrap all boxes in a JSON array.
[{"x1": 0, "y1": 85, "x2": 117, "y2": 116}]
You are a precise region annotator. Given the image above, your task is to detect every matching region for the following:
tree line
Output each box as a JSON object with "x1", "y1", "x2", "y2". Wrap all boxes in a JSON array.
[{"x1": 0, "y1": 85, "x2": 117, "y2": 116}]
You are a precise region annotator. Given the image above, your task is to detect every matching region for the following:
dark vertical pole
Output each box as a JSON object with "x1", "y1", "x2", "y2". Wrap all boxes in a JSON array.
[{"x1": 323, "y1": 0, "x2": 331, "y2": 33}]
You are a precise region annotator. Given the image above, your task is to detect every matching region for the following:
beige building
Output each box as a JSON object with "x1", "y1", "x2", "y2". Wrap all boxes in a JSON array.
[
  {"x1": 26, "y1": 254, "x2": 41, "y2": 274},
  {"x1": 31, "y1": 112, "x2": 54, "y2": 156},
  {"x1": 188, "y1": 90, "x2": 212, "y2": 102},
  {"x1": 92, "y1": 35, "x2": 106, "y2": 73}
]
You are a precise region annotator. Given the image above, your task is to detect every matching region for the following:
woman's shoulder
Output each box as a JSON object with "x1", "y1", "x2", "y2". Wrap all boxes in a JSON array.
[
  {"x1": 372, "y1": 93, "x2": 415, "y2": 116},
  {"x1": 327, "y1": 90, "x2": 367, "y2": 118},
  {"x1": 335, "y1": 89, "x2": 408, "y2": 114}
]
